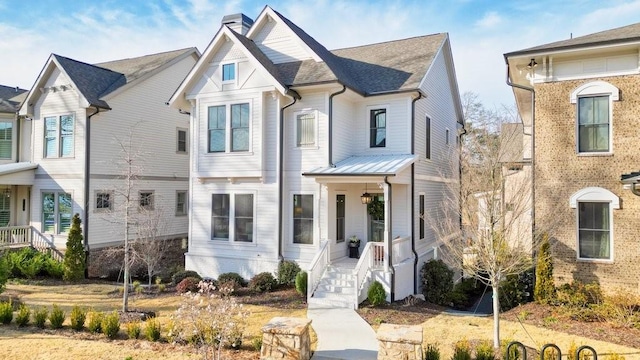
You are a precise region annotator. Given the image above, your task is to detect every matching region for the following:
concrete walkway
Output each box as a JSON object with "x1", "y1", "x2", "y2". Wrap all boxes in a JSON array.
[{"x1": 307, "y1": 308, "x2": 378, "y2": 360}]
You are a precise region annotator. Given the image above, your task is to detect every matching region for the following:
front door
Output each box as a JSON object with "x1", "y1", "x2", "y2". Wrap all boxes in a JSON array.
[{"x1": 368, "y1": 194, "x2": 384, "y2": 243}]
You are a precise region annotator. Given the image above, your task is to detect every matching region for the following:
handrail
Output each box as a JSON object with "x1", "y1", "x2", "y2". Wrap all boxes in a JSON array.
[
  {"x1": 307, "y1": 239, "x2": 330, "y2": 301},
  {"x1": 30, "y1": 227, "x2": 64, "y2": 261},
  {"x1": 0, "y1": 225, "x2": 31, "y2": 247},
  {"x1": 353, "y1": 241, "x2": 374, "y2": 307}
]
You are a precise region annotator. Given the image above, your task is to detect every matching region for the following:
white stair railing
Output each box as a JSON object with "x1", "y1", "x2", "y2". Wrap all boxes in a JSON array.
[
  {"x1": 353, "y1": 242, "x2": 378, "y2": 308},
  {"x1": 307, "y1": 239, "x2": 330, "y2": 301}
]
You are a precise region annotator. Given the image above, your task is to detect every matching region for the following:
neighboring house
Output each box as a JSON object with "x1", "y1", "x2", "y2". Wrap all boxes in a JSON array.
[
  {"x1": 12, "y1": 48, "x2": 198, "y2": 259},
  {"x1": 505, "y1": 22, "x2": 640, "y2": 293},
  {"x1": 170, "y1": 6, "x2": 463, "y2": 307}
]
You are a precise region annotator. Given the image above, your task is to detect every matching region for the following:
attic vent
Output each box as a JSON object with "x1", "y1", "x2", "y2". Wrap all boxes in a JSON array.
[{"x1": 221, "y1": 13, "x2": 254, "y2": 35}]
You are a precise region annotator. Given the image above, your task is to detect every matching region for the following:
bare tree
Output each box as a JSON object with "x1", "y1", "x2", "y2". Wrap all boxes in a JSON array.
[
  {"x1": 431, "y1": 92, "x2": 539, "y2": 349},
  {"x1": 132, "y1": 207, "x2": 170, "y2": 288}
]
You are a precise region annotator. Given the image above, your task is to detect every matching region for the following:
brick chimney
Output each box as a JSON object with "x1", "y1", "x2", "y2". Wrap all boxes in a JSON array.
[{"x1": 221, "y1": 13, "x2": 253, "y2": 35}]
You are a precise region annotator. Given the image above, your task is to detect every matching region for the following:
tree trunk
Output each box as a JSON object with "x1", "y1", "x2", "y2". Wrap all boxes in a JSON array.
[
  {"x1": 123, "y1": 240, "x2": 129, "y2": 312},
  {"x1": 492, "y1": 285, "x2": 500, "y2": 349}
]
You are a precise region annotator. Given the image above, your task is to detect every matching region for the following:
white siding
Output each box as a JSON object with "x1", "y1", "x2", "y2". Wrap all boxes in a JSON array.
[{"x1": 252, "y1": 19, "x2": 314, "y2": 64}]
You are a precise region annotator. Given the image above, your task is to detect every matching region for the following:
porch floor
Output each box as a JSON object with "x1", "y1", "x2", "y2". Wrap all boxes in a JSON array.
[{"x1": 331, "y1": 256, "x2": 358, "y2": 270}]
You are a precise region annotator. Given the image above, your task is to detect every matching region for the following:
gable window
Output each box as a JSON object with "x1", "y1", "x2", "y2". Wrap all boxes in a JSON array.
[
  {"x1": 425, "y1": 117, "x2": 431, "y2": 159},
  {"x1": 177, "y1": 128, "x2": 187, "y2": 153},
  {"x1": 208, "y1": 106, "x2": 226, "y2": 152},
  {"x1": 44, "y1": 114, "x2": 74, "y2": 158},
  {"x1": 176, "y1": 191, "x2": 187, "y2": 216},
  {"x1": 231, "y1": 104, "x2": 249, "y2": 152},
  {"x1": 42, "y1": 191, "x2": 72, "y2": 234},
  {"x1": 336, "y1": 195, "x2": 345, "y2": 243},
  {"x1": 211, "y1": 193, "x2": 254, "y2": 242},
  {"x1": 95, "y1": 191, "x2": 112, "y2": 211},
  {"x1": 0, "y1": 122, "x2": 12, "y2": 159},
  {"x1": 139, "y1": 191, "x2": 154, "y2": 210},
  {"x1": 222, "y1": 63, "x2": 235, "y2": 82},
  {"x1": 370, "y1": 109, "x2": 386, "y2": 148},
  {"x1": 419, "y1": 194, "x2": 425, "y2": 240},
  {"x1": 578, "y1": 96, "x2": 609, "y2": 152},
  {"x1": 296, "y1": 111, "x2": 316, "y2": 147},
  {"x1": 293, "y1": 194, "x2": 313, "y2": 244},
  {"x1": 570, "y1": 187, "x2": 619, "y2": 261}
]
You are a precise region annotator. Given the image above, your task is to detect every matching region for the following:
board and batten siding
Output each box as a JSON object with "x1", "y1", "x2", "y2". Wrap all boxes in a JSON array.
[{"x1": 252, "y1": 18, "x2": 314, "y2": 64}]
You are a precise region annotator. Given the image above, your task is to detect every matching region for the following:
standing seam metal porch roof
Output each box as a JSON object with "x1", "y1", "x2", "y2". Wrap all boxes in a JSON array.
[{"x1": 302, "y1": 154, "x2": 416, "y2": 177}]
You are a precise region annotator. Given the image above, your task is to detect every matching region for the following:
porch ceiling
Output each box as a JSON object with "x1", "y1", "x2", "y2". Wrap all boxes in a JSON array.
[
  {"x1": 0, "y1": 162, "x2": 37, "y2": 185},
  {"x1": 302, "y1": 154, "x2": 416, "y2": 178}
]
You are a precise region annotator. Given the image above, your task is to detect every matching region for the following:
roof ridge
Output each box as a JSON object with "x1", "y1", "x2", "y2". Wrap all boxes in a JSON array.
[
  {"x1": 331, "y1": 33, "x2": 446, "y2": 52},
  {"x1": 53, "y1": 54, "x2": 123, "y2": 76},
  {"x1": 94, "y1": 47, "x2": 196, "y2": 66}
]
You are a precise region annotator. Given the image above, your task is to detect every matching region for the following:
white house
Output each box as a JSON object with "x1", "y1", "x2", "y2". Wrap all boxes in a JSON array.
[
  {"x1": 170, "y1": 6, "x2": 463, "y2": 307},
  {"x1": 11, "y1": 48, "x2": 198, "y2": 263}
]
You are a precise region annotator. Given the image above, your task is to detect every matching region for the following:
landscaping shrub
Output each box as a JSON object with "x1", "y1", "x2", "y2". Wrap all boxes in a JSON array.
[
  {"x1": 295, "y1": 271, "x2": 307, "y2": 296},
  {"x1": 498, "y1": 267, "x2": 535, "y2": 312},
  {"x1": 249, "y1": 272, "x2": 277, "y2": 292},
  {"x1": 0, "y1": 301, "x2": 13, "y2": 324},
  {"x1": 5, "y1": 247, "x2": 63, "y2": 279},
  {"x1": 171, "y1": 270, "x2": 202, "y2": 285},
  {"x1": 424, "y1": 343, "x2": 440, "y2": 360},
  {"x1": 49, "y1": 304, "x2": 65, "y2": 329},
  {"x1": 63, "y1": 213, "x2": 86, "y2": 281},
  {"x1": 449, "y1": 277, "x2": 484, "y2": 309},
  {"x1": 87, "y1": 311, "x2": 104, "y2": 333},
  {"x1": 367, "y1": 281, "x2": 386, "y2": 306},
  {"x1": 43, "y1": 254, "x2": 64, "y2": 279},
  {"x1": 0, "y1": 253, "x2": 9, "y2": 293},
  {"x1": 70, "y1": 305, "x2": 87, "y2": 331},
  {"x1": 420, "y1": 259, "x2": 453, "y2": 306},
  {"x1": 144, "y1": 319, "x2": 162, "y2": 342},
  {"x1": 475, "y1": 340, "x2": 495, "y2": 360},
  {"x1": 555, "y1": 281, "x2": 603, "y2": 308},
  {"x1": 15, "y1": 304, "x2": 30, "y2": 327},
  {"x1": 277, "y1": 260, "x2": 301, "y2": 286},
  {"x1": 126, "y1": 321, "x2": 141, "y2": 339},
  {"x1": 451, "y1": 339, "x2": 472, "y2": 360},
  {"x1": 252, "y1": 336, "x2": 263, "y2": 351},
  {"x1": 102, "y1": 311, "x2": 120, "y2": 339},
  {"x1": 176, "y1": 277, "x2": 201, "y2": 294},
  {"x1": 218, "y1": 272, "x2": 246, "y2": 288},
  {"x1": 605, "y1": 289, "x2": 640, "y2": 327},
  {"x1": 33, "y1": 306, "x2": 48, "y2": 328},
  {"x1": 534, "y1": 234, "x2": 555, "y2": 304}
]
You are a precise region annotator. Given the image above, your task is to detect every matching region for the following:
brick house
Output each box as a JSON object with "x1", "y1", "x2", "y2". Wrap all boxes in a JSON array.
[{"x1": 505, "y1": 23, "x2": 640, "y2": 293}]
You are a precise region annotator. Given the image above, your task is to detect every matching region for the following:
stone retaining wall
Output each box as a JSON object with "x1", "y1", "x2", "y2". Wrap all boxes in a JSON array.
[
  {"x1": 261, "y1": 317, "x2": 312, "y2": 360},
  {"x1": 376, "y1": 323, "x2": 422, "y2": 360}
]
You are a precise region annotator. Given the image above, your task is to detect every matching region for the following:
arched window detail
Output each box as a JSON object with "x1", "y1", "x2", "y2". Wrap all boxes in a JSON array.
[
  {"x1": 569, "y1": 187, "x2": 619, "y2": 209},
  {"x1": 570, "y1": 81, "x2": 619, "y2": 154},
  {"x1": 570, "y1": 81, "x2": 619, "y2": 103},
  {"x1": 570, "y1": 187, "x2": 617, "y2": 261}
]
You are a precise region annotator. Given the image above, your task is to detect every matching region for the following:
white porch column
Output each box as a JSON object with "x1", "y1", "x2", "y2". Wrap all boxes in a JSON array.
[{"x1": 383, "y1": 181, "x2": 390, "y2": 273}]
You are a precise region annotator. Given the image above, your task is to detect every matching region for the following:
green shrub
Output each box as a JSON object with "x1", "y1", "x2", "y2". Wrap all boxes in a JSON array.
[
  {"x1": 102, "y1": 311, "x2": 120, "y2": 339},
  {"x1": 277, "y1": 260, "x2": 301, "y2": 286},
  {"x1": 367, "y1": 281, "x2": 386, "y2": 306},
  {"x1": 6, "y1": 247, "x2": 36, "y2": 278},
  {"x1": 63, "y1": 214, "x2": 86, "y2": 281},
  {"x1": 252, "y1": 336, "x2": 263, "y2": 351},
  {"x1": 49, "y1": 304, "x2": 65, "y2": 329},
  {"x1": 70, "y1": 305, "x2": 87, "y2": 331},
  {"x1": 43, "y1": 254, "x2": 64, "y2": 279},
  {"x1": 556, "y1": 281, "x2": 603, "y2": 308},
  {"x1": 0, "y1": 301, "x2": 13, "y2": 324},
  {"x1": 249, "y1": 272, "x2": 277, "y2": 292},
  {"x1": 15, "y1": 304, "x2": 30, "y2": 327},
  {"x1": 295, "y1": 271, "x2": 307, "y2": 296},
  {"x1": 144, "y1": 319, "x2": 161, "y2": 341},
  {"x1": 126, "y1": 321, "x2": 141, "y2": 339},
  {"x1": 0, "y1": 254, "x2": 8, "y2": 293},
  {"x1": 420, "y1": 259, "x2": 453, "y2": 305},
  {"x1": 33, "y1": 306, "x2": 48, "y2": 328},
  {"x1": 451, "y1": 339, "x2": 472, "y2": 360},
  {"x1": 171, "y1": 270, "x2": 202, "y2": 285},
  {"x1": 499, "y1": 268, "x2": 535, "y2": 311},
  {"x1": 534, "y1": 234, "x2": 555, "y2": 304},
  {"x1": 176, "y1": 277, "x2": 201, "y2": 294},
  {"x1": 87, "y1": 311, "x2": 104, "y2": 333},
  {"x1": 19, "y1": 252, "x2": 44, "y2": 279},
  {"x1": 424, "y1": 343, "x2": 440, "y2": 360},
  {"x1": 218, "y1": 272, "x2": 246, "y2": 288},
  {"x1": 475, "y1": 340, "x2": 495, "y2": 360}
]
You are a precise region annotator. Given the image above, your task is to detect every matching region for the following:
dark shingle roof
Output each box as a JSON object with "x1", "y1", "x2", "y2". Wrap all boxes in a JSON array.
[
  {"x1": 506, "y1": 22, "x2": 640, "y2": 57},
  {"x1": 0, "y1": 85, "x2": 27, "y2": 113}
]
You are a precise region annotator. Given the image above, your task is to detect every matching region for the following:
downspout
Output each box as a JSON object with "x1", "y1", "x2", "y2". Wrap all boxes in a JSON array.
[
  {"x1": 410, "y1": 92, "x2": 422, "y2": 294},
  {"x1": 505, "y1": 63, "x2": 536, "y2": 241},
  {"x1": 384, "y1": 176, "x2": 395, "y2": 302},
  {"x1": 278, "y1": 91, "x2": 300, "y2": 261},
  {"x1": 83, "y1": 107, "x2": 100, "y2": 278},
  {"x1": 328, "y1": 85, "x2": 346, "y2": 167},
  {"x1": 15, "y1": 113, "x2": 20, "y2": 163}
]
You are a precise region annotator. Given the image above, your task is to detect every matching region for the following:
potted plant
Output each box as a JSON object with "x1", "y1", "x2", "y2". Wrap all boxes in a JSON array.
[{"x1": 348, "y1": 236, "x2": 360, "y2": 248}]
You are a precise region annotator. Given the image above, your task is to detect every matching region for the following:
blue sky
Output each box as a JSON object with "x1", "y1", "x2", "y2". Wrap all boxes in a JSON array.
[{"x1": 1, "y1": 0, "x2": 639, "y2": 107}]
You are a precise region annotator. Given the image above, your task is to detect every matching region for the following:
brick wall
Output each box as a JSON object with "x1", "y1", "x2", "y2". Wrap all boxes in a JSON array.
[{"x1": 534, "y1": 74, "x2": 640, "y2": 294}]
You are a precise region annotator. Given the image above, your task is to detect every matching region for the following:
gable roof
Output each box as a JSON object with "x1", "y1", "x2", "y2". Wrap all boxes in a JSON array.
[
  {"x1": 0, "y1": 85, "x2": 27, "y2": 113},
  {"x1": 505, "y1": 22, "x2": 640, "y2": 57},
  {"x1": 22, "y1": 48, "x2": 197, "y2": 114}
]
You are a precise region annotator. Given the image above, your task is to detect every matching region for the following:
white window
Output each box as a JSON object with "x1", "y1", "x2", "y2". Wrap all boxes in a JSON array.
[
  {"x1": 176, "y1": 128, "x2": 187, "y2": 153},
  {"x1": 222, "y1": 63, "x2": 235, "y2": 82},
  {"x1": 0, "y1": 122, "x2": 12, "y2": 159},
  {"x1": 445, "y1": 128, "x2": 450, "y2": 146},
  {"x1": 0, "y1": 188, "x2": 9, "y2": 226},
  {"x1": 139, "y1": 191, "x2": 154, "y2": 210},
  {"x1": 293, "y1": 194, "x2": 314, "y2": 244},
  {"x1": 296, "y1": 111, "x2": 316, "y2": 147},
  {"x1": 336, "y1": 194, "x2": 345, "y2": 243},
  {"x1": 570, "y1": 81, "x2": 619, "y2": 154},
  {"x1": 42, "y1": 191, "x2": 72, "y2": 234},
  {"x1": 419, "y1": 194, "x2": 425, "y2": 240},
  {"x1": 425, "y1": 117, "x2": 431, "y2": 159},
  {"x1": 570, "y1": 187, "x2": 619, "y2": 261},
  {"x1": 44, "y1": 114, "x2": 74, "y2": 158},
  {"x1": 95, "y1": 191, "x2": 113, "y2": 211},
  {"x1": 369, "y1": 108, "x2": 386, "y2": 148},
  {"x1": 211, "y1": 193, "x2": 254, "y2": 242},
  {"x1": 207, "y1": 102, "x2": 250, "y2": 153},
  {"x1": 176, "y1": 191, "x2": 187, "y2": 216}
]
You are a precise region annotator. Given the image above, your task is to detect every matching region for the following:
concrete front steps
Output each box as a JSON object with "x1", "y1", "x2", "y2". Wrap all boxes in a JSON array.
[{"x1": 308, "y1": 265, "x2": 357, "y2": 309}]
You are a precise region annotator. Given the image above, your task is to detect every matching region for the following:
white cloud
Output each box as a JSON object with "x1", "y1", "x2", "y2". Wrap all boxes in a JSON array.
[{"x1": 475, "y1": 11, "x2": 502, "y2": 30}]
